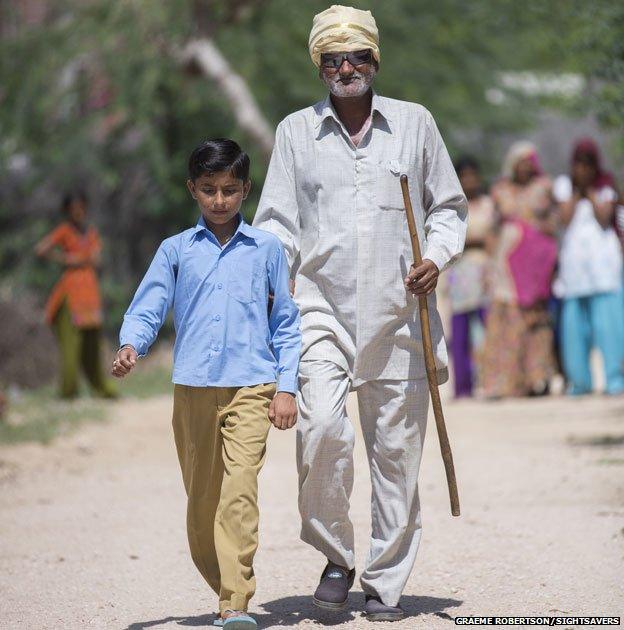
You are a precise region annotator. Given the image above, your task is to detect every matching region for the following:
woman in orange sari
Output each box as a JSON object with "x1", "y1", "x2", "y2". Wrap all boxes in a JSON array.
[{"x1": 35, "y1": 192, "x2": 116, "y2": 399}]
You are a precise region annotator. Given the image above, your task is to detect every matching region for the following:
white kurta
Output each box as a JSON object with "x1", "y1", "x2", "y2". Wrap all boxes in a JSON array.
[{"x1": 253, "y1": 92, "x2": 467, "y2": 385}]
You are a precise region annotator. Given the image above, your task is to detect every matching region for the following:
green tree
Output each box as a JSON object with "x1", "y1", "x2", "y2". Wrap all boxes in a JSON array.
[{"x1": 1, "y1": 0, "x2": 621, "y2": 332}]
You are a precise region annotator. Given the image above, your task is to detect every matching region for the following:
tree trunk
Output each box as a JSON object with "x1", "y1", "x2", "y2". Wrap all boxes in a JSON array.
[{"x1": 180, "y1": 38, "x2": 275, "y2": 161}]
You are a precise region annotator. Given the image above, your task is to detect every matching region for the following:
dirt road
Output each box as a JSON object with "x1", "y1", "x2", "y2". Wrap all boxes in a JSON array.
[{"x1": 1, "y1": 390, "x2": 623, "y2": 629}]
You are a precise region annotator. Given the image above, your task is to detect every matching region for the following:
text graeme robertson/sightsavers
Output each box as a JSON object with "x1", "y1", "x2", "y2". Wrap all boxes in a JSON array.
[{"x1": 454, "y1": 617, "x2": 621, "y2": 626}]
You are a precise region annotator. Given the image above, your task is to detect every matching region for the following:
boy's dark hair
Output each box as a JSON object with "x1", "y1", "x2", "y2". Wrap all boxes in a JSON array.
[
  {"x1": 188, "y1": 138, "x2": 250, "y2": 182},
  {"x1": 454, "y1": 155, "x2": 480, "y2": 176},
  {"x1": 60, "y1": 190, "x2": 88, "y2": 215}
]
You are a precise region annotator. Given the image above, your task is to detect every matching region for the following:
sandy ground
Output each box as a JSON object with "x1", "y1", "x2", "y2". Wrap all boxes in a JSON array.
[{"x1": 1, "y1": 388, "x2": 623, "y2": 629}]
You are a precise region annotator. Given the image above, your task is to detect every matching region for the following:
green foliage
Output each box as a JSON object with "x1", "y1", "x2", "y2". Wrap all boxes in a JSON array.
[
  {"x1": 1, "y1": 0, "x2": 622, "y2": 331},
  {"x1": 220, "y1": 0, "x2": 542, "y2": 142},
  {"x1": 564, "y1": 1, "x2": 624, "y2": 132}
]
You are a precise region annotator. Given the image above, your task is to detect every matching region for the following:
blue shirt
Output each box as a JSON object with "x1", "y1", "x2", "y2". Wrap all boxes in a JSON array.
[{"x1": 119, "y1": 214, "x2": 301, "y2": 393}]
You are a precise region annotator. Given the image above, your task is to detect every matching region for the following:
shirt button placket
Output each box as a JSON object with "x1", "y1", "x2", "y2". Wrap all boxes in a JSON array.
[
  {"x1": 211, "y1": 266, "x2": 225, "y2": 380},
  {"x1": 354, "y1": 150, "x2": 367, "y2": 379}
]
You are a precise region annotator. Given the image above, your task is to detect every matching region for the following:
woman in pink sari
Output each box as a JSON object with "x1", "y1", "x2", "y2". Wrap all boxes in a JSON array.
[{"x1": 482, "y1": 142, "x2": 558, "y2": 398}]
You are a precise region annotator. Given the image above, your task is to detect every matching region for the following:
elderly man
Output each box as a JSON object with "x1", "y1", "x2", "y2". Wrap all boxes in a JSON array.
[{"x1": 254, "y1": 4, "x2": 467, "y2": 622}]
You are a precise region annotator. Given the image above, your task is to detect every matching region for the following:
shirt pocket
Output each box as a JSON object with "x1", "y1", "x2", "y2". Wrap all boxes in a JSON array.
[
  {"x1": 375, "y1": 159, "x2": 409, "y2": 211},
  {"x1": 226, "y1": 262, "x2": 263, "y2": 304}
]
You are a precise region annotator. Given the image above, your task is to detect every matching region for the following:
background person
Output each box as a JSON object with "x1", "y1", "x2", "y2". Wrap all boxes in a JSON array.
[
  {"x1": 481, "y1": 142, "x2": 558, "y2": 398},
  {"x1": 447, "y1": 156, "x2": 496, "y2": 398},
  {"x1": 34, "y1": 191, "x2": 117, "y2": 399},
  {"x1": 552, "y1": 138, "x2": 624, "y2": 395}
]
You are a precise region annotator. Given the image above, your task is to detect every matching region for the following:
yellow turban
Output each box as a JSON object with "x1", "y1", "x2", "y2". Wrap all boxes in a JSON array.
[{"x1": 309, "y1": 4, "x2": 380, "y2": 68}]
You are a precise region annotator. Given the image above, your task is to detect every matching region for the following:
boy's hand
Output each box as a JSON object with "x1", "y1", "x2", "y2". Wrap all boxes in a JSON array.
[
  {"x1": 111, "y1": 345, "x2": 138, "y2": 378},
  {"x1": 268, "y1": 392, "x2": 297, "y2": 430}
]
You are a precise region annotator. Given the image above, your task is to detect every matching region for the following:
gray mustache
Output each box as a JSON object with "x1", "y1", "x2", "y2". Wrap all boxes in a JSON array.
[{"x1": 335, "y1": 74, "x2": 364, "y2": 83}]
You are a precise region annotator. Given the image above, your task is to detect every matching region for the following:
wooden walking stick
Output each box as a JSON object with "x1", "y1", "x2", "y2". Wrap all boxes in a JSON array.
[{"x1": 400, "y1": 174, "x2": 460, "y2": 517}]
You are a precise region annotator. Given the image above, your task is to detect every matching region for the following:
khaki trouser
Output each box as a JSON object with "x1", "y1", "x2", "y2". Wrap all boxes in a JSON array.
[{"x1": 172, "y1": 382, "x2": 275, "y2": 614}]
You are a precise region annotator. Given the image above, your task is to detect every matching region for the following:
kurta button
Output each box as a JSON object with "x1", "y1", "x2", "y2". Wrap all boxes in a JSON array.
[
  {"x1": 215, "y1": 315, "x2": 221, "y2": 321},
  {"x1": 217, "y1": 283, "x2": 223, "y2": 289}
]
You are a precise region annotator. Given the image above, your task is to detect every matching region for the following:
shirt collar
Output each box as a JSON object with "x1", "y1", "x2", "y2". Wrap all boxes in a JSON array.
[
  {"x1": 313, "y1": 90, "x2": 392, "y2": 130},
  {"x1": 371, "y1": 91, "x2": 392, "y2": 123},
  {"x1": 192, "y1": 213, "x2": 256, "y2": 244}
]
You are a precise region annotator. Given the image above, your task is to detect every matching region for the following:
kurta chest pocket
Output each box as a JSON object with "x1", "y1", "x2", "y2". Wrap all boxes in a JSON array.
[
  {"x1": 375, "y1": 160, "x2": 409, "y2": 211},
  {"x1": 226, "y1": 263, "x2": 263, "y2": 304}
]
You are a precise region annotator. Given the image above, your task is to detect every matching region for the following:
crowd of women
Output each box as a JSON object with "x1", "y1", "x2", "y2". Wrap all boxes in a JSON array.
[{"x1": 447, "y1": 138, "x2": 624, "y2": 399}]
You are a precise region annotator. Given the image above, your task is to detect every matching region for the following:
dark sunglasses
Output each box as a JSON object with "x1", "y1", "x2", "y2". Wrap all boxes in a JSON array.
[{"x1": 320, "y1": 49, "x2": 373, "y2": 69}]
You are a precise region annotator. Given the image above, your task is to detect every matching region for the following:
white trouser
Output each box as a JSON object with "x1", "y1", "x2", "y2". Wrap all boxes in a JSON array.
[{"x1": 297, "y1": 359, "x2": 429, "y2": 607}]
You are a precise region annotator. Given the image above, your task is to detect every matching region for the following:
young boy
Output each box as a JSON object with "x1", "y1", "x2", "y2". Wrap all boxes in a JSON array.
[{"x1": 111, "y1": 138, "x2": 301, "y2": 629}]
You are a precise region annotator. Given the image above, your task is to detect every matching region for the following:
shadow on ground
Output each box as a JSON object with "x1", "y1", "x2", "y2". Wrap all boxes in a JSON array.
[
  {"x1": 126, "y1": 593, "x2": 462, "y2": 629},
  {"x1": 568, "y1": 433, "x2": 624, "y2": 447}
]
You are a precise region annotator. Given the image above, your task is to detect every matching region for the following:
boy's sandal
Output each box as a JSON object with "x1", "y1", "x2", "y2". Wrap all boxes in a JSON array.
[{"x1": 214, "y1": 611, "x2": 257, "y2": 629}]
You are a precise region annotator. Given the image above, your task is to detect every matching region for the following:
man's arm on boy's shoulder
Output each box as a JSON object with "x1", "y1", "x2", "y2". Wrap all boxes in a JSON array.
[
  {"x1": 119, "y1": 239, "x2": 178, "y2": 357},
  {"x1": 267, "y1": 239, "x2": 301, "y2": 394}
]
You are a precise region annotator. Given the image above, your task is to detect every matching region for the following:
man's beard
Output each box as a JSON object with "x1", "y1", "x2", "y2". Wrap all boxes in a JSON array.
[{"x1": 322, "y1": 66, "x2": 376, "y2": 98}]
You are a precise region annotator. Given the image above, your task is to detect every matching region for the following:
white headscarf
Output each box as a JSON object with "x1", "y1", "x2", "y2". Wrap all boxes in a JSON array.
[
  {"x1": 502, "y1": 141, "x2": 541, "y2": 179},
  {"x1": 309, "y1": 4, "x2": 380, "y2": 68}
]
